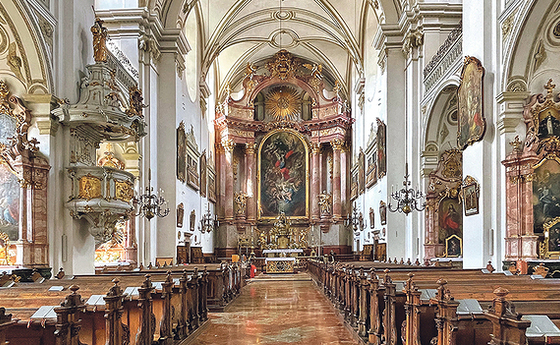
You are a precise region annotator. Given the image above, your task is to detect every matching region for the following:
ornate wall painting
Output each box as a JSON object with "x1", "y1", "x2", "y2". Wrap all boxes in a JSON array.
[
  {"x1": 445, "y1": 234, "x2": 462, "y2": 258},
  {"x1": 0, "y1": 166, "x2": 19, "y2": 241},
  {"x1": 533, "y1": 157, "x2": 560, "y2": 234},
  {"x1": 200, "y1": 150, "x2": 207, "y2": 197},
  {"x1": 358, "y1": 148, "x2": 366, "y2": 194},
  {"x1": 258, "y1": 130, "x2": 308, "y2": 219},
  {"x1": 376, "y1": 118, "x2": 386, "y2": 179},
  {"x1": 461, "y1": 175, "x2": 480, "y2": 216},
  {"x1": 438, "y1": 197, "x2": 462, "y2": 243},
  {"x1": 177, "y1": 122, "x2": 186, "y2": 182},
  {"x1": 380, "y1": 200, "x2": 387, "y2": 225},
  {"x1": 177, "y1": 203, "x2": 184, "y2": 228},
  {"x1": 543, "y1": 217, "x2": 560, "y2": 258},
  {"x1": 457, "y1": 56, "x2": 486, "y2": 150}
]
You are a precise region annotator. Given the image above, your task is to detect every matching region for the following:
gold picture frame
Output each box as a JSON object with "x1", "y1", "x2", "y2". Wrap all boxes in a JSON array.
[
  {"x1": 543, "y1": 217, "x2": 560, "y2": 259},
  {"x1": 457, "y1": 56, "x2": 486, "y2": 150},
  {"x1": 445, "y1": 234, "x2": 462, "y2": 258}
]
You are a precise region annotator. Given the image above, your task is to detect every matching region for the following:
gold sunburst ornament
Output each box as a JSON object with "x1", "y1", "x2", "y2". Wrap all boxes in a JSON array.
[{"x1": 265, "y1": 86, "x2": 301, "y2": 122}]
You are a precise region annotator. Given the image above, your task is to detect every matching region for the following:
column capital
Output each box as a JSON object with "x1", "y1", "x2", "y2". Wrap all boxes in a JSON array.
[
  {"x1": 245, "y1": 142, "x2": 257, "y2": 155},
  {"x1": 331, "y1": 139, "x2": 344, "y2": 151},
  {"x1": 222, "y1": 139, "x2": 236, "y2": 153},
  {"x1": 311, "y1": 142, "x2": 321, "y2": 154}
]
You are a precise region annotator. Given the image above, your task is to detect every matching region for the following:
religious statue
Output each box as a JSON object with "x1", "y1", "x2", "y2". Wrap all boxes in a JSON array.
[
  {"x1": 318, "y1": 191, "x2": 332, "y2": 215},
  {"x1": 234, "y1": 192, "x2": 248, "y2": 215},
  {"x1": 91, "y1": 17, "x2": 108, "y2": 63},
  {"x1": 126, "y1": 86, "x2": 146, "y2": 118}
]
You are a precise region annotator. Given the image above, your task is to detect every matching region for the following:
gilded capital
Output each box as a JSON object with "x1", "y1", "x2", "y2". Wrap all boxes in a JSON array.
[
  {"x1": 311, "y1": 142, "x2": 321, "y2": 154},
  {"x1": 245, "y1": 142, "x2": 257, "y2": 155},
  {"x1": 331, "y1": 139, "x2": 344, "y2": 151},
  {"x1": 91, "y1": 17, "x2": 108, "y2": 63},
  {"x1": 222, "y1": 139, "x2": 236, "y2": 153}
]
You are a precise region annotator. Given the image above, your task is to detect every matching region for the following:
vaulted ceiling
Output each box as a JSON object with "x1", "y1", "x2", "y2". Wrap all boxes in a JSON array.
[{"x1": 148, "y1": 0, "x2": 400, "y2": 100}]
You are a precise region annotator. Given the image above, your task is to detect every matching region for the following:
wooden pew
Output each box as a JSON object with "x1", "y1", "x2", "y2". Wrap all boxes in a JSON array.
[{"x1": 308, "y1": 259, "x2": 560, "y2": 345}]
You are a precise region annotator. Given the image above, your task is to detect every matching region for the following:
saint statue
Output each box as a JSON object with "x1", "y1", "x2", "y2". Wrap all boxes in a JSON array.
[{"x1": 91, "y1": 17, "x2": 108, "y2": 63}]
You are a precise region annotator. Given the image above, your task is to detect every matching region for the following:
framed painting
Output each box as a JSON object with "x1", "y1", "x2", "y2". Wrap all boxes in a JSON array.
[
  {"x1": 377, "y1": 118, "x2": 386, "y2": 179},
  {"x1": 380, "y1": 201, "x2": 387, "y2": 225},
  {"x1": 457, "y1": 56, "x2": 486, "y2": 150},
  {"x1": 351, "y1": 170, "x2": 358, "y2": 200},
  {"x1": 461, "y1": 175, "x2": 480, "y2": 216},
  {"x1": 438, "y1": 197, "x2": 462, "y2": 243},
  {"x1": 200, "y1": 150, "x2": 207, "y2": 197},
  {"x1": 366, "y1": 152, "x2": 377, "y2": 188},
  {"x1": 445, "y1": 234, "x2": 462, "y2": 258},
  {"x1": 533, "y1": 156, "x2": 560, "y2": 234},
  {"x1": 369, "y1": 207, "x2": 375, "y2": 229},
  {"x1": 177, "y1": 203, "x2": 184, "y2": 228},
  {"x1": 177, "y1": 122, "x2": 186, "y2": 182},
  {"x1": 544, "y1": 217, "x2": 560, "y2": 258},
  {"x1": 358, "y1": 149, "x2": 365, "y2": 194},
  {"x1": 258, "y1": 129, "x2": 308, "y2": 219}
]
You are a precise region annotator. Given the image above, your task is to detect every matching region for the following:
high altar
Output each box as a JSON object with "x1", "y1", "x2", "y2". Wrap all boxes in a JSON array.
[
  {"x1": 213, "y1": 50, "x2": 354, "y2": 258},
  {"x1": 260, "y1": 213, "x2": 305, "y2": 273}
]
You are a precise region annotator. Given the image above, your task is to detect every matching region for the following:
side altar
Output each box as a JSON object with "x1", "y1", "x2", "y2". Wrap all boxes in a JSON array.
[{"x1": 259, "y1": 213, "x2": 307, "y2": 273}]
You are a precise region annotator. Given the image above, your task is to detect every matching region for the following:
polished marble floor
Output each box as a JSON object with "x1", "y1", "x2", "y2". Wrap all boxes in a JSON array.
[{"x1": 191, "y1": 273, "x2": 358, "y2": 344}]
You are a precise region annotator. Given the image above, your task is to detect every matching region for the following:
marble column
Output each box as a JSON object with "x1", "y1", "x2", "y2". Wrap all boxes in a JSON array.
[
  {"x1": 245, "y1": 143, "x2": 257, "y2": 221},
  {"x1": 223, "y1": 139, "x2": 235, "y2": 221},
  {"x1": 332, "y1": 139, "x2": 343, "y2": 219},
  {"x1": 124, "y1": 213, "x2": 137, "y2": 267},
  {"x1": 311, "y1": 143, "x2": 321, "y2": 220},
  {"x1": 340, "y1": 145, "x2": 348, "y2": 217}
]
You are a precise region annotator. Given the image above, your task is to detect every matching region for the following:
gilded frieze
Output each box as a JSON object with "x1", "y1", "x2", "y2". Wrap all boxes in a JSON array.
[{"x1": 79, "y1": 174, "x2": 102, "y2": 200}]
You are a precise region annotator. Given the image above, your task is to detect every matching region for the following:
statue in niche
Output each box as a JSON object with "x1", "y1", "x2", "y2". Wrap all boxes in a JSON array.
[{"x1": 318, "y1": 191, "x2": 332, "y2": 215}]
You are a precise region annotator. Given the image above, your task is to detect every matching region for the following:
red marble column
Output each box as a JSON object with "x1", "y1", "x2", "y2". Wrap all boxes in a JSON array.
[
  {"x1": 340, "y1": 145, "x2": 348, "y2": 216},
  {"x1": 331, "y1": 139, "x2": 343, "y2": 219},
  {"x1": 245, "y1": 143, "x2": 257, "y2": 221},
  {"x1": 222, "y1": 139, "x2": 236, "y2": 221},
  {"x1": 311, "y1": 143, "x2": 320, "y2": 220}
]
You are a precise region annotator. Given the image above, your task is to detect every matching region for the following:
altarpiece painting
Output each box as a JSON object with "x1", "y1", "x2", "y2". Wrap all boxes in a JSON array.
[
  {"x1": 533, "y1": 157, "x2": 560, "y2": 234},
  {"x1": 457, "y1": 56, "x2": 486, "y2": 150},
  {"x1": 259, "y1": 130, "x2": 308, "y2": 218}
]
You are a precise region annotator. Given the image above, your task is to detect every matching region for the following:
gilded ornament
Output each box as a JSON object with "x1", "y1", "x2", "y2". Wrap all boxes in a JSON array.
[
  {"x1": 266, "y1": 50, "x2": 298, "y2": 80},
  {"x1": 91, "y1": 17, "x2": 108, "y2": 63},
  {"x1": 78, "y1": 174, "x2": 102, "y2": 200},
  {"x1": 115, "y1": 180, "x2": 134, "y2": 202},
  {"x1": 265, "y1": 86, "x2": 301, "y2": 122}
]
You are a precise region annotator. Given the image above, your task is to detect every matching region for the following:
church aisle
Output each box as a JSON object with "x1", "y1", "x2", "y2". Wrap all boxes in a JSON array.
[{"x1": 191, "y1": 273, "x2": 358, "y2": 344}]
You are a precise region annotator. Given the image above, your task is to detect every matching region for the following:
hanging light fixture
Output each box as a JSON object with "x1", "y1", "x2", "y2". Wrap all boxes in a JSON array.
[
  {"x1": 133, "y1": 169, "x2": 169, "y2": 220},
  {"x1": 347, "y1": 203, "x2": 365, "y2": 234},
  {"x1": 200, "y1": 205, "x2": 219, "y2": 233},
  {"x1": 388, "y1": 163, "x2": 425, "y2": 215},
  {"x1": 388, "y1": 93, "x2": 425, "y2": 215}
]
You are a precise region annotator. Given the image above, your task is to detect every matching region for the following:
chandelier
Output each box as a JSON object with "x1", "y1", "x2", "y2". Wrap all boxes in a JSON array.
[
  {"x1": 388, "y1": 163, "x2": 425, "y2": 215},
  {"x1": 200, "y1": 206, "x2": 219, "y2": 233},
  {"x1": 133, "y1": 169, "x2": 169, "y2": 220}
]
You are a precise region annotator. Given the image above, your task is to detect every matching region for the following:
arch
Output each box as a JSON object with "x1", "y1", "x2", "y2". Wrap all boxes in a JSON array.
[
  {"x1": 0, "y1": 0, "x2": 52, "y2": 94},
  {"x1": 502, "y1": 0, "x2": 560, "y2": 93},
  {"x1": 423, "y1": 79, "x2": 460, "y2": 152}
]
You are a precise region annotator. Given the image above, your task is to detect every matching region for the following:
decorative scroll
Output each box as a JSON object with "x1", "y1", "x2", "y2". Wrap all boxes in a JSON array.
[
  {"x1": 377, "y1": 118, "x2": 386, "y2": 179},
  {"x1": 177, "y1": 122, "x2": 186, "y2": 182},
  {"x1": 258, "y1": 130, "x2": 308, "y2": 218},
  {"x1": 457, "y1": 56, "x2": 485, "y2": 150}
]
